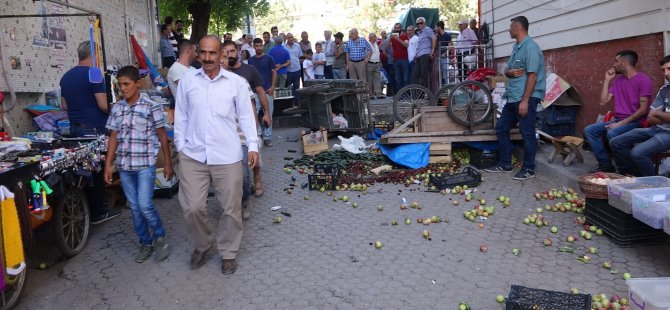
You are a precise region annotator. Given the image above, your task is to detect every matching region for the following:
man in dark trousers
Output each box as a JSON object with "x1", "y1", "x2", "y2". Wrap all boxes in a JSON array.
[
  {"x1": 59, "y1": 41, "x2": 121, "y2": 224},
  {"x1": 485, "y1": 16, "x2": 546, "y2": 180}
]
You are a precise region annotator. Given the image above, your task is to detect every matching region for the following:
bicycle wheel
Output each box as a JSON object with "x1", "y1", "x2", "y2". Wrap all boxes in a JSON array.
[
  {"x1": 434, "y1": 84, "x2": 458, "y2": 106},
  {"x1": 447, "y1": 80, "x2": 493, "y2": 126},
  {"x1": 54, "y1": 188, "x2": 90, "y2": 257},
  {"x1": 392, "y1": 84, "x2": 435, "y2": 124}
]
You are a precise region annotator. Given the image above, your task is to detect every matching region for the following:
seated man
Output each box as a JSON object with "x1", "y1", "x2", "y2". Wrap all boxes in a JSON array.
[
  {"x1": 610, "y1": 55, "x2": 670, "y2": 177},
  {"x1": 583, "y1": 50, "x2": 653, "y2": 172}
]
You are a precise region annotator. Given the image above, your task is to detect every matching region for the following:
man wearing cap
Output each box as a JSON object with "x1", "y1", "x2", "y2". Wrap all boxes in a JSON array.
[
  {"x1": 344, "y1": 28, "x2": 372, "y2": 83},
  {"x1": 455, "y1": 19, "x2": 478, "y2": 80},
  {"x1": 411, "y1": 17, "x2": 436, "y2": 88}
]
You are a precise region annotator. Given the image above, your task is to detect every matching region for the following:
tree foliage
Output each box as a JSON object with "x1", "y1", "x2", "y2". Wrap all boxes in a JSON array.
[
  {"x1": 159, "y1": 0, "x2": 270, "y2": 42},
  {"x1": 253, "y1": 0, "x2": 297, "y2": 36}
]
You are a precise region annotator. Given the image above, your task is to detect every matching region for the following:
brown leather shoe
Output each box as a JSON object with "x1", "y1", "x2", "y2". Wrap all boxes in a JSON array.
[
  {"x1": 221, "y1": 259, "x2": 237, "y2": 274},
  {"x1": 189, "y1": 243, "x2": 213, "y2": 270}
]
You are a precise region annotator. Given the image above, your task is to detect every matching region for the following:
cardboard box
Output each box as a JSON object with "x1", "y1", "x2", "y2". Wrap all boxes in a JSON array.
[
  {"x1": 302, "y1": 129, "x2": 329, "y2": 156},
  {"x1": 138, "y1": 74, "x2": 153, "y2": 90},
  {"x1": 541, "y1": 73, "x2": 583, "y2": 108},
  {"x1": 486, "y1": 74, "x2": 507, "y2": 90}
]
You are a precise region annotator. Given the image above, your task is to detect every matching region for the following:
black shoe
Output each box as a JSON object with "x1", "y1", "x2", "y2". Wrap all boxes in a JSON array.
[
  {"x1": 221, "y1": 259, "x2": 237, "y2": 274},
  {"x1": 512, "y1": 168, "x2": 536, "y2": 180},
  {"x1": 591, "y1": 163, "x2": 616, "y2": 173},
  {"x1": 190, "y1": 243, "x2": 213, "y2": 270},
  {"x1": 484, "y1": 165, "x2": 513, "y2": 173},
  {"x1": 91, "y1": 208, "x2": 121, "y2": 225}
]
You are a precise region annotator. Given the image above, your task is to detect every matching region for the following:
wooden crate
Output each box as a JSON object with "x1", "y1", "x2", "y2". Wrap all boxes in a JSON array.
[
  {"x1": 429, "y1": 142, "x2": 452, "y2": 163},
  {"x1": 302, "y1": 129, "x2": 329, "y2": 155},
  {"x1": 418, "y1": 106, "x2": 493, "y2": 132}
]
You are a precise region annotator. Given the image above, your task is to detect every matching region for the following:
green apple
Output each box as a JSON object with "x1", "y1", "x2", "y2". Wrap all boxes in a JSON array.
[
  {"x1": 550, "y1": 227, "x2": 558, "y2": 233},
  {"x1": 496, "y1": 295, "x2": 505, "y2": 303}
]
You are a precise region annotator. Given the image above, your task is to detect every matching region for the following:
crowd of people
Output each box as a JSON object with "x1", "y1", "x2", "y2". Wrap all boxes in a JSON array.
[{"x1": 160, "y1": 16, "x2": 488, "y2": 99}]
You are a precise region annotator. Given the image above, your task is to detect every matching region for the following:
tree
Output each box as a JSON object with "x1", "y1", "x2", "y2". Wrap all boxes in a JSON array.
[{"x1": 159, "y1": 0, "x2": 270, "y2": 42}]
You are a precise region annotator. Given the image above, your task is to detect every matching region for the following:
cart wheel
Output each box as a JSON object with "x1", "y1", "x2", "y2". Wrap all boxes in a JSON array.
[
  {"x1": 53, "y1": 188, "x2": 90, "y2": 257},
  {"x1": 434, "y1": 84, "x2": 458, "y2": 106},
  {"x1": 392, "y1": 84, "x2": 435, "y2": 124},
  {"x1": 447, "y1": 80, "x2": 493, "y2": 126},
  {"x1": 0, "y1": 268, "x2": 27, "y2": 310}
]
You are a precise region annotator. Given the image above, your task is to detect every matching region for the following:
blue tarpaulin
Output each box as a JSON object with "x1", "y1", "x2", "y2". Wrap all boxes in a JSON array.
[{"x1": 378, "y1": 143, "x2": 431, "y2": 169}]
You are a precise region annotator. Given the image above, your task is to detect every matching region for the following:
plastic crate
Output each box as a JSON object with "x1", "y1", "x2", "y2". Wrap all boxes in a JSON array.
[
  {"x1": 536, "y1": 118, "x2": 575, "y2": 136},
  {"x1": 585, "y1": 198, "x2": 666, "y2": 246},
  {"x1": 608, "y1": 176, "x2": 670, "y2": 214},
  {"x1": 308, "y1": 163, "x2": 339, "y2": 191},
  {"x1": 505, "y1": 285, "x2": 591, "y2": 310},
  {"x1": 626, "y1": 277, "x2": 670, "y2": 310},
  {"x1": 429, "y1": 166, "x2": 481, "y2": 190},
  {"x1": 537, "y1": 105, "x2": 578, "y2": 125},
  {"x1": 468, "y1": 148, "x2": 498, "y2": 169},
  {"x1": 632, "y1": 190, "x2": 670, "y2": 229}
]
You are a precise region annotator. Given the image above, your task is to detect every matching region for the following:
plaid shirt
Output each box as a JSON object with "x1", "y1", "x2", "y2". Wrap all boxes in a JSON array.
[
  {"x1": 344, "y1": 38, "x2": 371, "y2": 62},
  {"x1": 106, "y1": 94, "x2": 165, "y2": 171}
]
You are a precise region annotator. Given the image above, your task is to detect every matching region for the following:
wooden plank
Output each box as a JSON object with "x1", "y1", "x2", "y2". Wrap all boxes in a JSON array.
[
  {"x1": 429, "y1": 155, "x2": 452, "y2": 163},
  {"x1": 389, "y1": 113, "x2": 423, "y2": 134},
  {"x1": 384, "y1": 128, "x2": 501, "y2": 138},
  {"x1": 380, "y1": 133, "x2": 522, "y2": 144}
]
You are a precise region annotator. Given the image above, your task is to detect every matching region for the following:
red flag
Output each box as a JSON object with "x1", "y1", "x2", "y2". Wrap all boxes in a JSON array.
[{"x1": 130, "y1": 35, "x2": 148, "y2": 69}]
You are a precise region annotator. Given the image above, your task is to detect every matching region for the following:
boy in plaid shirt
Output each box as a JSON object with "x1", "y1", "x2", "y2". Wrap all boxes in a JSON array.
[{"x1": 104, "y1": 66, "x2": 174, "y2": 263}]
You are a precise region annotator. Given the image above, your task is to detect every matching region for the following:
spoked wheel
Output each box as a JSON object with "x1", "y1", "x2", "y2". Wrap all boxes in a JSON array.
[
  {"x1": 447, "y1": 80, "x2": 493, "y2": 126},
  {"x1": 53, "y1": 188, "x2": 90, "y2": 257},
  {"x1": 434, "y1": 84, "x2": 459, "y2": 106},
  {"x1": 0, "y1": 268, "x2": 27, "y2": 310},
  {"x1": 392, "y1": 84, "x2": 435, "y2": 124}
]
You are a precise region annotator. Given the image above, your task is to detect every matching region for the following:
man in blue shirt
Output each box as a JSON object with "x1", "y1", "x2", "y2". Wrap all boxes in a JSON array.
[
  {"x1": 344, "y1": 28, "x2": 371, "y2": 83},
  {"x1": 268, "y1": 36, "x2": 290, "y2": 89},
  {"x1": 248, "y1": 38, "x2": 276, "y2": 146},
  {"x1": 411, "y1": 17, "x2": 436, "y2": 88},
  {"x1": 60, "y1": 41, "x2": 121, "y2": 224},
  {"x1": 159, "y1": 24, "x2": 176, "y2": 68},
  {"x1": 485, "y1": 16, "x2": 546, "y2": 180}
]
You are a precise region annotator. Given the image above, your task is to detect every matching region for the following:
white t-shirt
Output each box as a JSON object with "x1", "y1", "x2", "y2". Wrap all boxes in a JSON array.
[
  {"x1": 408, "y1": 36, "x2": 419, "y2": 62},
  {"x1": 313, "y1": 52, "x2": 326, "y2": 75},
  {"x1": 167, "y1": 62, "x2": 193, "y2": 96},
  {"x1": 303, "y1": 59, "x2": 315, "y2": 79}
]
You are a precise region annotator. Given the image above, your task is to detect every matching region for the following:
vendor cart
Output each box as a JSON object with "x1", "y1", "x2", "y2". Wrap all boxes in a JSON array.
[
  {"x1": 297, "y1": 79, "x2": 372, "y2": 135},
  {"x1": 0, "y1": 137, "x2": 103, "y2": 310}
]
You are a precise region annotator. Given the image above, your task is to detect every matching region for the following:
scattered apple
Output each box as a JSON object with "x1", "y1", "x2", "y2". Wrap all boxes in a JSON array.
[
  {"x1": 405, "y1": 218, "x2": 411, "y2": 225},
  {"x1": 512, "y1": 248, "x2": 520, "y2": 256},
  {"x1": 602, "y1": 261, "x2": 612, "y2": 269},
  {"x1": 342, "y1": 196, "x2": 349, "y2": 202},
  {"x1": 622, "y1": 272, "x2": 632, "y2": 280},
  {"x1": 544, "y1": 238, "x2": 553, "y2": 246},
  {"x1": 374, "y1": 240, "x2": 383, "y2": 249},
  {"x1": 550, "y1": 227, "x2": 558, "y2": 233},
  {"x1": 496, "y1": 295, "x2": 505, "y2": 303}
]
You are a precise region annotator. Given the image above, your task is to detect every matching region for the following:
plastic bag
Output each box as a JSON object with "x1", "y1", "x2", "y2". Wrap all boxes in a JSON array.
[
  {"x1": 332, "y1": 113, "x2": 348, "y2": 128},
  {"x1": 333, "y1": 135, "x2": 369, "y2": 154}
]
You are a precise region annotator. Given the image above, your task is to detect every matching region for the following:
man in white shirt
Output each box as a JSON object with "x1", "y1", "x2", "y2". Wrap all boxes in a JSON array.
[
  {"x1": 455, "y1": 19, "x2": 478, "y2": 79},
  {"x1": 367, "y1": 33, "x2": 383, "y2": 99},
  {"x1": 407, "y1": 25, "x2": 419, "y2": 75},
  {"x1": 174, "y1": 35, "x2": 259, "y2": 275},
  {"x1": 240, "y1": 34, "x2": 256, "y2": 60},
  {"x1": 167, "y1": 40, "x2": 197, "y2": 97},
  {"x1": 323, "y1": 30, "x2": 335, "y2": 79}
]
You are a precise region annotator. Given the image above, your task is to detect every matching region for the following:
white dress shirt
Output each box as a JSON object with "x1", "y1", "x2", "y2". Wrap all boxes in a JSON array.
[
  {"x1": 408, "y1": 35, "x2": 419, "y2": 62},
  {"x1": 368, "y1": 41, "x2": 380, "y2": 63},
  {"x1": 174, "y1": 68, "x2": 259, "y2": 165},
  {"x1": 456, "y1": 28, "x2": 478, "y2": 54},
  {"x1": 324, "y1": 39, "x2": 335, "y2": 65}
]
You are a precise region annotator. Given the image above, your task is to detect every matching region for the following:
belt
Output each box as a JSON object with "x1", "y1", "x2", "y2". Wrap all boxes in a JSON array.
[
  {"x1": 368, "y1": 61, "x2": 378, "y2": 64},
  {"x1": 349, "y1": 59, "x2": 364, "y2": 62}
]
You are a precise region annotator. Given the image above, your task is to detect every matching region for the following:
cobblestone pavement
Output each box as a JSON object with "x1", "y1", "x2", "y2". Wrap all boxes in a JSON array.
[{"x1": 18, "y1": 127, "x2": 670, "y2": 310}]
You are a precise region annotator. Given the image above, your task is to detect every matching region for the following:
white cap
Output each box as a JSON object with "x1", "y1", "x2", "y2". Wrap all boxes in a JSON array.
[{"x1": 458, "y1": 19, "x2": 469, "y2": 25}]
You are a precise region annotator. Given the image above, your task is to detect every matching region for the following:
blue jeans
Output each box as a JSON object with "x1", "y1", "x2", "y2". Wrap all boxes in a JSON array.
[
  {"x1": 610, "y1": 127, "x2": 670, "y2": 176},
  {"x1": 393, "y1": 59, "x2": 409, "y2": 90},
  {"x1": 584, "y1": 120, "x2": 642, "y2": 164},
  {"x1": 119, "y1": 165, "x2": 166, "y2": 246},
  {"x1": 496, "y1": 98, "x2": 540, "y2": 171},
  {"x1": 254, "y1": 93, "x2": 274, "y2": 141},
  {"x1": 332, "y1": 68, "x2": 346, "y2": 79},
  {"x1": 324, "y1": 65, "x2": 333, "y2": 79},
  {"x1": 287, "y1": 70, "x2": 301, "y2": 104}
]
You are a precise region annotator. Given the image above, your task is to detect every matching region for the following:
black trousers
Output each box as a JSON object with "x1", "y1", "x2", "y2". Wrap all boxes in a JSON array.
[
  {"x1": 410, "y1": 54, "x2": 431, "y2": 88},
  {"x1": 457, "y1": 50, "x2": 472, "y2": 80}
]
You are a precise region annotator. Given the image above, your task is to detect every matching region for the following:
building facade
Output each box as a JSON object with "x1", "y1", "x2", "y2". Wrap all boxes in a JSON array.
[
  {"x1": 481, "y1": 0, "x2": 670, "y2": 135},
  {"x1": 0, "y1": 0, "x2": 159, "y2": 134}
]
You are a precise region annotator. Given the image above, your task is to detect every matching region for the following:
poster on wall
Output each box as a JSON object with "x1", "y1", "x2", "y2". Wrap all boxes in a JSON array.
[
  {"x1": 31, "y1": 0, "x2": 49, "y2": 48},
  {"x1": 51, "y1": 43, "x2": 67, "y2": 68}
]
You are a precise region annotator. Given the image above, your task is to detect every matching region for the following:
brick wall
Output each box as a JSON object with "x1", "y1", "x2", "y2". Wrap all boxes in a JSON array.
[{"x1": 496, "y1": 33, "x2": 666, "y2": 136}]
